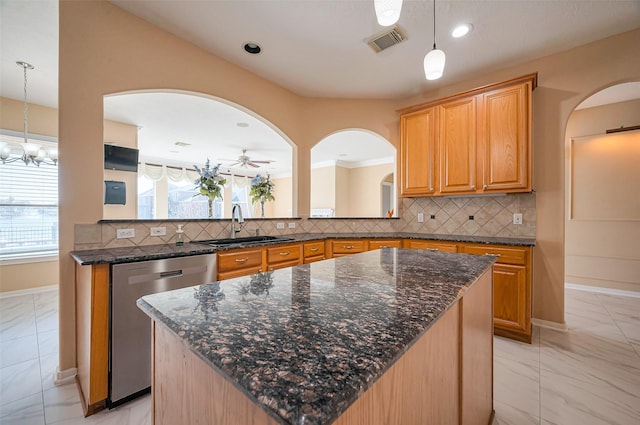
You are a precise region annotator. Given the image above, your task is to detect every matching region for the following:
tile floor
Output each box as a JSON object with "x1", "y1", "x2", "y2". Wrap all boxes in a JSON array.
[{"x1": 1, "y1": 286, "x2": 639, "y2": 424}]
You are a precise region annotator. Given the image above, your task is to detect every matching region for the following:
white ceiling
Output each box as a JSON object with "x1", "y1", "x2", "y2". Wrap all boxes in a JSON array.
[{"x1": 1, "y1": 0, "x2": 639, "y2": 174}]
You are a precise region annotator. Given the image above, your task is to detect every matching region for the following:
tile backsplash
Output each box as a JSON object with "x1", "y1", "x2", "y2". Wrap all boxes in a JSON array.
[{"x1": 74, "y1": 193, "x2": 535, "y2": 250}]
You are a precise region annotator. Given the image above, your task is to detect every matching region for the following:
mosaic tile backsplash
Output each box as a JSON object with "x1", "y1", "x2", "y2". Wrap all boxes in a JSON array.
[{"x1": 74, "y1": 193, "x2": 535, "y2": 250}]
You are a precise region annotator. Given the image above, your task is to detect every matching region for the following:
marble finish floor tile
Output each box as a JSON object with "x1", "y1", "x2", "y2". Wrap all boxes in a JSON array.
[
  {"x1": 37, "y1": 330, "x2": 58, "y2": 358},
  {"x1": 494, "y1": 355, "x2": 540, "y2": 419},
  {"x1": 0, "y1": 358, "x2": 42, "y2": 406},
  {"x1": 0, "y1": 295, "x2": 37, "y2": 342},
  {"x1": 493, "y1": 400, "x2": 540, "y2": 425},
  {"x1": 0, "y1": 392, "x2": 45, "y2": 425},
  {"x1": 0, "y1": 333, "x2": 39, "y2": 369},
  {"x1": 42, "y1": 383, "x2": 85, "y2": 424}
]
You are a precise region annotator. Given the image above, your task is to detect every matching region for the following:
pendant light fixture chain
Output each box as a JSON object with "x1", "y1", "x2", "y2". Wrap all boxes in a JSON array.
[{"x1": 18, "y1": 61, "x2": 34, "y2": 144}]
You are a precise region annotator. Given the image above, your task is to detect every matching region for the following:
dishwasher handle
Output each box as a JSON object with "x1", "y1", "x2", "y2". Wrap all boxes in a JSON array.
[{"x1": 159, "y1": 269, "x2": 183, "y2": 279}]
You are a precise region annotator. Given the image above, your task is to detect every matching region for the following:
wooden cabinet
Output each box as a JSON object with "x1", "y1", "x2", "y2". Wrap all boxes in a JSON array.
[
  {"x1": 479, "y1": 82, "x2": 532, "y2": 192},
  {"x1": 403, "y1": 239, "x2": 459, "y2": 253},
  {"x1": 399, "y1": 74, "x2": 536, "y2": 197},
  {"x1": 461, "y1": 243, "x2": 532, "y2": 343},
  {"x1": 327, "y1": 239, "x2": 367, "y2": 258},
  {"x1": 266, "y1": 243, "x2": 302, "y2": 271},
  {"x1": 217, "y1": 247, "x2": 263, "y2": 280},
  {"x1": 367, "y1": 239, "x2": 402, "y2": 250},
  {"x1": 303, "y1": 241, "x2": 325, "y2": 264},
  {"x1": 438, "y1": 97, "x2": 477, "y2": 194},
  {"x1": 400, "y1": 107, "x2": 438, "y2": 195},
  {"x1": 75, "y1": 263, "x2": 109, "y2": 415}
]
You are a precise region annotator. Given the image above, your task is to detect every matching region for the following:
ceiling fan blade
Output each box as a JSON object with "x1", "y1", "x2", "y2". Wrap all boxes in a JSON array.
[
  {"x1": 250, "y1": 160, "x2": 272, "y2": 164},
  {"x1": 248, "y1": 162, "x2": 261, "y2": 168}
]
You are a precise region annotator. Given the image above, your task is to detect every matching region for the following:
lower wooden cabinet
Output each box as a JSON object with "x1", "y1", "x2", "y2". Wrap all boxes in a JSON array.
[
  {"x1": 461, "y1": 243, "x2": 532, "y2": 343},
  {"x1": 367, "y1": 239, "x2": 402, "y2": 250},
  {"x1": 217, "y1": 248, "x2": 263, "y2": 280},
  {"x1": 327, "y1": 239, "x2": 366, "y2": 257},
  {"x1": 303, "y1": 241, "x2": 325, "y2": 264},
  {"x1": 403, "y1": 239, "x2": 459, "y2": 253},
  {"x1": 266, "y1": 244, "x2": 302, "y2": 271}
]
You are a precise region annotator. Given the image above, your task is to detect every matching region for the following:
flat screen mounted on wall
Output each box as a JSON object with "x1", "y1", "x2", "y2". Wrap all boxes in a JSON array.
[{"x1": 104, "y1": 144, "x2": 139, "y2": 172}]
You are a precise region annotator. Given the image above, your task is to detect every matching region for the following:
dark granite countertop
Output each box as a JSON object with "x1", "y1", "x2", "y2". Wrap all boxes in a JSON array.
[
  {"x1": 137, "y1": 248, "x2": 495, "y2": 425},
  {"x1": 71, "y1": 232, "x2": 534, "y2": 265}
]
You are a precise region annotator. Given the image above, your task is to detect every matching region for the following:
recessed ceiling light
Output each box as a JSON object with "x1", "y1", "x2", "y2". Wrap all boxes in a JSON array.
[
  {"x1": 237, "y1": 122, "x2": 250, "y2": 128},
  {"x1": 451, "y1": 24, "x2": 472, "y2": 38},
  {"x1": 243, "y1": 42, "x2": 262, "y2": 55}
]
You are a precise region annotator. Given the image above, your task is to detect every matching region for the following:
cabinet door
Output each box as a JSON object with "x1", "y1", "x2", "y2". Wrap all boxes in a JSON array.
[
  {"x1": 329, "y1": 240, "x2": 366, "y2": 257},
  {"x1": 439, "y1": 97, "x2": 477, "y2": 194},
  {"x1": 493, "y1": 263, "x2": 529, "y2": 336},
  {"x1": 400, "y1": 107, "x2": 437, "y2": 196},
  {"x1": 403, "y1": 239, "x2": 458, "y2": 253},
  {"x1": 479, "y1": 82, "x2": 531, "y2": 192},
  {"x1": 217, "y1": 248, "x2": 263, "y2": 280},
  {"x1": 367, "y1": 239, "x2": 402, "y2": 250}
]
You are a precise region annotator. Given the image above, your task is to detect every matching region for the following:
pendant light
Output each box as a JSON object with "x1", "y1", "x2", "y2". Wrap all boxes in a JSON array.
[
  {"x1": 423, "y1": 0, "x2": 446, "y2": 80},
  {"x1": 374, "y1": 0, "x2": 403, "y2": 27}
]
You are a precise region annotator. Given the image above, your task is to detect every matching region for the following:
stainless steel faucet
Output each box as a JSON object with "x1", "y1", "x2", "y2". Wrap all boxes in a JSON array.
[{"x1": 230, "y1": 203, "x2": 244, "y2": 239}]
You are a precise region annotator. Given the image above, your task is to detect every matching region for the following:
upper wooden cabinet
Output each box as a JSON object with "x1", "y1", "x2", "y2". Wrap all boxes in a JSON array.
[
  {"x1": 399, "y1": 74, "x2": 536, "y2": 197},
  {"x1": 400, "y1": 107, "x2": 438, "y2": 195}
]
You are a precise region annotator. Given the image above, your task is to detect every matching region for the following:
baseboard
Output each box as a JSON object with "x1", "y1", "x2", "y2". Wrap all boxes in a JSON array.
[
  {"x1": 54, "y1": 366, "x2": 77, "y2": 386},
  {"x1": 565, "y1": 282, "x2": 640, "y2": 298},
  {"x1": 531, "y1": 318, "x2": 568, "y2": 332},
  {"x1": 0, "y1": 284, "x2": 57, "y2": 299}
]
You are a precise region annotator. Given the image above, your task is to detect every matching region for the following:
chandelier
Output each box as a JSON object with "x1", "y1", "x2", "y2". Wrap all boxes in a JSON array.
[{"x1": 0, "y1": 62, "x2": 58, "y2": 166}]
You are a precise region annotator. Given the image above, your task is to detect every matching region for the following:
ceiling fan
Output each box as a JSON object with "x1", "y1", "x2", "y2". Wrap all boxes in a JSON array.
[{"x1": 223, "y1": 149, "x2": 272, "y2": 168}]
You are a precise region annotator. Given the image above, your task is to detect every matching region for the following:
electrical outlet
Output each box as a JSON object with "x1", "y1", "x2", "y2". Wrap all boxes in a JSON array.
[
  {"x1": 150, "y1": 227, "x2": 166, "y2": 236},
  {"x1": 288, "y1": 223, "x2": 296, "y2": 229},
  {"x1": 430, "y1": 214, "x2": 436, "y2": 220},
  {"x1": 513, "y1": 213, "x2": 523, "y2": 225},
  {"x1": 276, "y1": 222, "x2": 285, "y2": 230},
  {"x1": 116, "y1": 228, "x2": 135, "y2": 239},
  {"x1": 417, "y1": 213, "x2": 424, "y2": 223}
]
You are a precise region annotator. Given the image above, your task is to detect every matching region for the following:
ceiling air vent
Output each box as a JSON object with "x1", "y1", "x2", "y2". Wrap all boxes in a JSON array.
[{"x1": 367, "y1": 26, "x2": 406, "y2": 53}]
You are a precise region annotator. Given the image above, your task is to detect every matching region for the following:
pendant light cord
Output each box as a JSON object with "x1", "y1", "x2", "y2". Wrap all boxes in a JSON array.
[{"x1": 433, "y1": 0, "x2": 437, "y2": 49}]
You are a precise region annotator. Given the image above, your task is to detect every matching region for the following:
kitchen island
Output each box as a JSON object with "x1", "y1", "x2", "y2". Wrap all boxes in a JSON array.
[{"x1": 137, "y1": 248, "x2": 495, "y2": 425}]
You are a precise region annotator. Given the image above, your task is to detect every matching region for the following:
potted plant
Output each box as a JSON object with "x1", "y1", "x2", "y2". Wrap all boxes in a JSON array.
[
  {"x1": 194, "y1": 159, "x2": 226, "y2": 218},
  {"x1": 249, "y1": 173, "x2": 275, "y2": 218}
]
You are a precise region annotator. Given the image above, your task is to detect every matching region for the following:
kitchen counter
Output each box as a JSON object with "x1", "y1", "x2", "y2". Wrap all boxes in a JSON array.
[
  {"x1": 137, "y1": 248, "x2": 496, "y2": 425},
  {"x1": 71, "y1": 232, "x2": 534, "y2": 265}
]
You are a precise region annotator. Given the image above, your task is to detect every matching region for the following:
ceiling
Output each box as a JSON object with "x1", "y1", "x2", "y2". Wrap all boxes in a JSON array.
[{"x1": 1, "y1": 0, "x2": 639, "y2": 174}]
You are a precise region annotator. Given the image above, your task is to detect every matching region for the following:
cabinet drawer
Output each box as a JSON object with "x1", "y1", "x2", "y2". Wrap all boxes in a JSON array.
[
  {"x1": 304, "y1": 255, "x2": 325, "y2": 264},
  {"x1": 303, "y1": 241, "x2": 325, "y2": 258},
  {"x1": 404, "y1": 239, "x2": 458, "y2": 253},
  {"x1": 217, "y1": 249, "x2": 263, "y2": 273},
  {"x1": 368, "y1": 239, "x2": 402, "y2": 250},
  {"x1": 462, "y1": 244, "x2": 527, "y2": 265},
  {"x1": 268, "y1": 258, "x2": 301, "y2": 271},
  {"x1": 266, "y1": 244, "x2": 301, "y2": 265},
  {"x1": 330, "y1": 240, "x2": 366, "y2": 255}
]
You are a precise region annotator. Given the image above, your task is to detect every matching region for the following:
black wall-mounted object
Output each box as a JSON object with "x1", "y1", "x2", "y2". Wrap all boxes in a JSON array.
[
  {"x1": 104, "y1": 144, "x2": 139, "y2": 172},
  {"x1": 104, "y1": 180, "x2": 126, "y2": 205}
]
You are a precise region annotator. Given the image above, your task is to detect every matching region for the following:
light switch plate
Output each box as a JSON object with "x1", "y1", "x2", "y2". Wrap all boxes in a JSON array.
[
  {"x1": 288, "y1": 223, "x2": 296, "y2": 229},
  {"x1": 276, "y1": 222, "x2": 285, "y2": 229},
  {"x1": 417, "y1": 213, "x2": 424, "y2": 223},
  {"x1": 150, "y1": 227, "x2": 166, "y2": 236},
  {"x1": 116, "y1": 228, "x2": 135, "y2": 239}
]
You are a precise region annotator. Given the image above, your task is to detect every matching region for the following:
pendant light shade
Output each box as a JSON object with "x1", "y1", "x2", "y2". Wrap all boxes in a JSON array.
[
  {"x1": 374, "y1": 0, "x2": 403, "y2": 26},
  {"x1": 424, "y1": 48, "x2": 446, "y2": 80},
  {"x1": 424, "y1": 0, "x2": 445, "y2": 80}
]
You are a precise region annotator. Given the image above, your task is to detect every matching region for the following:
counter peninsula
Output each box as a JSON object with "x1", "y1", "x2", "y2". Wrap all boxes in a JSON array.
[{"x1": 137, "y1": 248, "x2": 496, "y2": 425}]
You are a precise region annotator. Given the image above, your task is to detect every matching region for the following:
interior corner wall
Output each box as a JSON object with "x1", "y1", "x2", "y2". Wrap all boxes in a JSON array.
[
  {"x1": 565, "y1": 99, "x2": 640, "y2": 291},
  {"x1": 347, "y1": 163, "x2": 395, "y2": 217}
]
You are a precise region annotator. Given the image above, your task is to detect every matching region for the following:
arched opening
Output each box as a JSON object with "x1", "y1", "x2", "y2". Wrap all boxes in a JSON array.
[
  {"x1": 564, "y1": 82, "x2": 640, "y2": 295},
  {"x1": 310, "y1": 129, "x2": 396, "y2": 218},
  {"x1": 102, "y1": 90, "x2": 296, "y2": 219}
]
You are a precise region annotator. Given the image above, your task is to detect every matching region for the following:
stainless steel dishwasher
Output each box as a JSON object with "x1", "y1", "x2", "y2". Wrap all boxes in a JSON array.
[{"x1": 109, "y1": 254, "x2": 216, "y2": 406}]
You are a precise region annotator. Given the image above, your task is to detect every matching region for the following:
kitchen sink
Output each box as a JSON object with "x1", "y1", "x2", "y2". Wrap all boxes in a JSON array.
[{"x1": 193, "y1": 235, "x2": 295, "y2": 247}]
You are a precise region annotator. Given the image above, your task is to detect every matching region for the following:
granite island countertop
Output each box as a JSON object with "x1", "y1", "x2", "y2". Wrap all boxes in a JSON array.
[
  {"x1": 137, "y1": 248, "x2": 496, "y2": 425},
  {"x1": 71, "y1": 231, "x2": 534, "y2": 265}
]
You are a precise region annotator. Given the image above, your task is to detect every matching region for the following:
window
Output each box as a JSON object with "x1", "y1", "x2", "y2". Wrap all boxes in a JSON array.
[
  {"x1": 231, "y1": 183, "x2": 253, "y2": 218},
  {"x1": 168, "y1": 179, "x2": 222, "y2": 219},
  {"x1": 137, "y1": 175, "x2": 155, "y2": 219},
  {"x1": 0, "y1": 135, "x2": 58, "y2": 259}
]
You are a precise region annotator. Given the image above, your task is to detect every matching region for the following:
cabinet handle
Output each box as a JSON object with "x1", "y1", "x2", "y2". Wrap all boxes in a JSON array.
[
  {"x1": 427, "y1": 248, "x2": 438, "y2": 252},
  {"x1": 470, "y1": 184, "x2": 476, "y2": 190},
  {"x1": 235, "y1": 257, "x2": 248, "y2": 263},
  {"x1": 279, "y1": 252, "x2": 290, "y2": 256},
  {"x1": 484, "y1": 253, "x2": 501, "y2": 257},
  {"x1": 344, "y1": 245, "x2": 354, "y2": 249},
  {"x1": 483, "y1": 184, "x2": 488, "y2": 190},
  {"x1": 309, "y1": 247, "x2": 319, "y2": 252},
  {"x1": 429, "y1": 186, "x2": 434, "y2": 192}
]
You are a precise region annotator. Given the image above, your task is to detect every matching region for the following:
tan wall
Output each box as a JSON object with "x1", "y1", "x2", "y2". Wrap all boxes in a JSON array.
[
  {"x1": 335, "y1": 166, "x2": 350, "y2": 217},
  {"x1": 0, "y1": 97, "x2": 60, "y2": 291},
  {"x1": 565, "y1": 99, "x2": 640, "y2": 291},
  {"x1": 266, "y1": 176, "x2": 293, "y2": 217},
  {"x1": 103, "y1": 118, "x2": 138, "y2": 219},
  {"x1": 347, "y1": 163, "x2": 395, "y2": 217},
  {"x1": 58, "y1": 0, "x2": 640, "y2": 373},
  {"x1": 310, "y1": 166, "x2": 337, "y2": 212}
]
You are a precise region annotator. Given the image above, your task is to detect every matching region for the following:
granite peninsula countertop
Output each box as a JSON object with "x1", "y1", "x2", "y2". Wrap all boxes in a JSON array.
[
  {"x1": 71, "y1": 232, "x2": 534, "y2": 265},
  {"x1": 137, "y1": 248, "x2": 496, "y2": 425}
]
